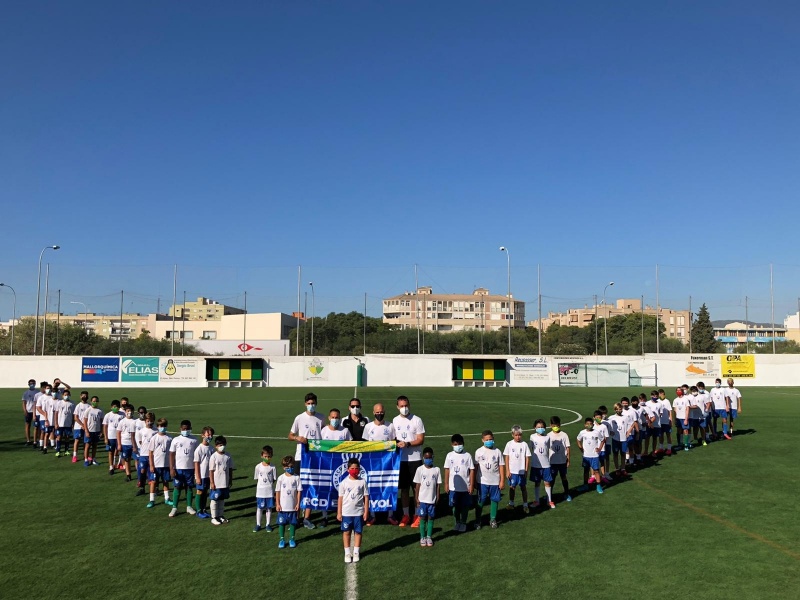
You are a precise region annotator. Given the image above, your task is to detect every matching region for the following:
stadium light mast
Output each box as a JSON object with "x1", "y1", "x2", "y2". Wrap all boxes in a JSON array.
[
  {"x1": 309, "y1": 281, "x2": 315, "y2": 355},
  {"x1": 34, "y1": 245, "x2": 60, "y2": 354},
  {"x1": 0, "y1": 283, "x2": 16, "y2": 355},
  {"x1": 499, "y1": 246, "x2": 511, "y2": 354},
  {"x1": 70, "y1": 301, "x2": 89, "y2": 333},
  {"x1": 603, "y1": 281, "x2": 614, "y2": 355}
]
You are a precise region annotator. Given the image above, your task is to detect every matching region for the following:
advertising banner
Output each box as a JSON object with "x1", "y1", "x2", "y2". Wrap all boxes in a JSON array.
[
  {"x1": 512, "y1": 356, "x2": 549, "y2": 381},
  {"x1": 81, "y1": 357, "x2": 120, "y2": 382},
  {"x1": 685, "y1": 355, "x2": 719, "y2": 379},
  {"x1": 304, "y1": 358, "x2": 329, "y2": 381},
  {"x1": 721, "y1": 354, "x2": 756, "y2": 378},
  {"x1": 159, "y1": 358, "x2": 199, "y2": 383},
  {"x1": 121, "y1": 357, "x2": 159, "y2": 382}
]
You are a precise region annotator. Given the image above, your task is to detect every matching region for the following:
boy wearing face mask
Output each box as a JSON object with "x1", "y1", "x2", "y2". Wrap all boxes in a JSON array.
[
  {"x1": 209, "y1": 435, "x2": 235, "y2": 526},
  {"x1": 413, "y1": 448, "x2": 440, "y2": 547},
  {"x1": 529, "y1": 420, "x2": 554, "y2": 509},
  {"x1": 672, "y1": 388, "x2": 692, "y2": 451},
  {"x1": 474, "y1": 430, "x2": 505, "y2": 529},
  {"x1": 547, "y1": 416, "x2": 572, "y2": 501},
  {"x1": 117, "y1": 406, "x2": 138, "y2": 480},
  {"x1": 620, "y1": 397, "x2": 637, "y2": 467},
  {"x1": 686, "y1": 386, "x2": 703, "y2": 446},
  {"x1": 576, "y1": 418, "x2": 605, "y2": 495},
  {"x1": 147, "y1": 418, "x2": 173, "y2": 508},
  {"x1": 135, "y1": 412, "x2": 157, "y2": 496},
  {"x1": 444, "y1": 434, "x2": 474, "y2": 533},
  {"x1": 169, "y1": 419, "x2": 198, "y2": 517},
  {"x1": 607, "y1": 404, "x2": 629, "y2": 477},
  {"x1": 54, "y1": 390, "x2": 75, "y2": 458},
  {"x1": 37, "y1": 384, "x2": 55, "y2": 452},
  {"x1": 83, "y1": 396, "x2": 103, "y2": 466},
  {"x1": 709, "y1": 379, "x2": 727, "y2": 439},
  {"x1": 338, "y1": 457, "x2": 369, "y2": 562},
  {"x1": 102, "y1": 400, "x2": 123, "y2": 475},
  {"x1": 254, "y1": 445, "x2": 277, "y2": 532},
  {"x1": 276, "y1": 456, "x2": 302, "y2": 548},
  {"x1": 657, "y1": 389, "x2": 673, "y2": 455},
  {"x1": 72, "y1": 391, "x2": 90, "y2": 463},
  {"x1": 696, "y1": 382, "x2": 712, "y2": 444},
  {"x1": 288, "y1": 392, "x2": 324, "y2": 530},
  {"x1": 22, "y1": 379, "x2": 38, "y2": 446},
  {"x1": 503, "y1": 425, "x2": 531, "y2": 511},
  {"x1": 342, "y1": 398, "x2": 369, "y2": 441},
  {"x1": 193, "y1": 426, "x2": 216, "y2": 517},
  {"x1": 363, "y1": 405, "x2": 395, "y2": 526},
  {"x1": 319, "y1": 409, "x2": 352, "y2": 526}
]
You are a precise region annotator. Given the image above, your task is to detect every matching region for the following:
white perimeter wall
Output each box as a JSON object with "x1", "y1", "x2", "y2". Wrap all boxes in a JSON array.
[{"x1": 1, "y1": 353, "x2": 798, "y2": 388}]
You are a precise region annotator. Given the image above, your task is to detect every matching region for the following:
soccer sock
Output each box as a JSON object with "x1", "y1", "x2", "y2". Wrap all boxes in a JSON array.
[
  {"x1": 289, "y1": 524, "x2": 296, "y2": 539},
  {"x1": 164, "y1": 489, "x2": 170, "y2": 501},
  {"x1": 426, "y1": 519, "x2": 434, "y2": 538},
  {"x1": 475, "y1": 504, "x2": 483, "y2": 522},
  {"x1": 149, "y1": 492, "x2": 155, "y2": 501},
  {"x1": 460, "y1": 506, "x2": 469, "y2": 524},
  {"x1": 210, "y1": 500, "x2": 219, "y2": 519},
  {"x1": 256, "y1": 509, "x2": 262, "y2": 527},
  {"x1": 452, "y1": 507, "x2": 459, "y2": 524},
  {"x1": 403, "y1": 507, "x2": 409, "y2": 516},
  {"x1": 218, "y1": 499, "x2": 225, "y2": 517},
  {"x1": 723, "y1": 423, "x2": 729, "y2": 434},
  {"x1": 490, "y1": 501, "x2": 498, "y2": 520},
  {"x1": 279, "y1": 524, "x2": 285, "y2": 538},
  {"x1": 186, "y1": 489, "x2": 194, "y2": 508},
  {"x1": 534, "y1": 486, "x2": 540, "y2": 502},
  {"x1": 345, "y1": 547, "x2": 352, "y2": 557},
  {"x1": 172, "y1": 488, "x2": 180, "y2": 508},
  {"x1": 420, "y1": 520, "x2": 427, "y2": 539},
  {"x1": 545, "y1": 486, "x2": 552, "y2": 502},
  {"x1": 322, "y1": 510, "x2": 328, "y2": 520},
  {"x1": 265, "y1": 509, "x2": 272, "y2": 526}
]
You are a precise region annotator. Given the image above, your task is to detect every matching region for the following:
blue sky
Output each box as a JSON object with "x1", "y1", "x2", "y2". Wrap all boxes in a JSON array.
[{"x1": 1, "y1": 1, "x2": 799, "y2": 324}]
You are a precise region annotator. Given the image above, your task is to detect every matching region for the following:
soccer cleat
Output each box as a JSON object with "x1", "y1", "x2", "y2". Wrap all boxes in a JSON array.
[
  {"x1": 474, "y1": 522, "x2": 482, "y2": 530},
  {"x1": 724, "y1": 434, "x2": 731, "y2": 440},
  {"x1": 126, "y1": 475, "x2": 132, "y2": 482},
  {"x1": 506, "y1": 502, "x2": 515, "y2": 510},
  {"x1": 71, "y1": 456, "x2": 78, "y2": 463},
  {"x1": 264, "y1": 525, "x2": 273, "y2": 533},
  {"x1": 452, "y1": 523, "x2": 461, "y2": 532},
  {"x1": 288, "y1": 539, "x2": 296, "y2": 548},
  {"x1": 55, "y1": 452, "x2": 61, "y2": 458},
  {"x1": 186, "y1": 506, "x2": 197, "y2": 515},
  {"x1": 135, "y1": 489, "x2": 145, "y2": 497},
  {"x1": 146, "y1": 501, "x2": 156, "y2": 509},
  {"x1": 565, "y1": 495, "x2": 572, "y2": 502},
  {"x1": 425, "y1": 537, "x2": 434, "y2": 547},
  {"x1": 460, "y1": 523, "x2": 468, "y2": 532},
  {"x1": 303, "y1": 518, "x2": 315, "y2": 530},
  {"x1": 587, "y1": 476, "x2": 596, "y2": 484},
  {"x1": 665, "y1": 449, "x2": 672, "y2": 456},
  {"x1": 702, "y1": 441, "x2": 708, "y2": 447},
  {"x1": 387, "y1": 516, "x2": 399, "y2": 526},
  {"x1": 352, "y1": 553, "x2": 360, "y2": 562},
  {"x1": 165, "y1": 500, "x2": 174, "y2": 507},
  {"x1": 531, "y1": 500, "x2": 540, "y2": 508},
  {"x1": 211, "y1": 518, "x2": 222, "y2": 526},
  {"x1": 278, "y1": 539, "x2": 286, "y2": 549},
  {"x1": 523, "y1": 504, "x2": 530, "y2": 514},
  {"x1": 420, "y1": 538, "x2": 427, "y2": 547},
  {"x1": 253, "y1": 526, "x2": 261, "y2": 533},
  {"x1": 549, "y1": 502, "x2": 556, "y2": 509},
  {"x1": 320, "y1": 518, "x2": 328, "y2": 527},
  {"x1": 345, "y1": 553, "x2": 353, "y2": 562},
  {"x1": 42, "y1": 448, "x2": 48, "y2": 454},
  {"x1": 620, "y1": 470, "x2": 628, "y2": 477},
  {"x1": 84, "y1": 460, "x2": 90, "y2": 467},
  {"x1": 398, "y1": 515, "x2": 411, "y2": 527},
  {"x1": 365, "y1": 517, "x2": 375, "y2": 527},
  {"x1": 219, "y1": 517, "x2": 229, "y2": 524},
  {"x1": 197, "y1": 511, "x2": 210, "y2": 519},
  {"x1": 108, "y1": 469, "x2": 114, "y2": 476},
  {"x1": 490, "y1": 519, "x2": 498, "y2": 529},
  {"x1": 169, "y1": 508, "x2": 178, "y2": 518},
  {"x1": 684, "y1": 446, "x2": 689, "y2": 452},
  {"x1": 596, "y1": 485, "x2": 604, "y2": 494},
  {"x1": 410, "y1": 516, "x2": 420, "y2": 528},
  {"x1": 91, "y1": 460, "x2": 99, "y2": 466}
]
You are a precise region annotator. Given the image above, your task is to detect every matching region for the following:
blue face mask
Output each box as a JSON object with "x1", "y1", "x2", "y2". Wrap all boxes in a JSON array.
[
  {"x1": 306, "y1": 404, "x2": 316, "y2": 414},
  {"x1": 483, "y1": 440, "x2": 495, "y2": 448},
  {"x1": 29, "y1": 384, "x2": 35, "y2": 390},
  {"x1": 423, "y1": 458, "x2": 434, "y2": 467},
  {"x1": 330, "y1": 418, "x2": 340, "y2": 428},
  {"x1": 284, "y1": 467, "x2": 294, "y2": 474},
  {"x1": 536, "y1": 427, "x2": 546, "y2": 435},
  {"x1": 180, "y1": 430, "x2": 191, "y2": 437},
  {"x1": 158, "y1": 427, "x2": 167, "y2": 433},
  {"x1": 453, "y1": 445, "x2": 464, "y2": 453}
]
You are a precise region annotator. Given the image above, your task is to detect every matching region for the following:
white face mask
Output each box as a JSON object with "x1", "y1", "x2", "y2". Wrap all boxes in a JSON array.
[
  {"x1": 349, "y1": 406, "x2": 361, "y2": 415},
  {"x1": 399, "y1": 406, "x2": 409, "y2": 416},
  {"x1": 217, "y1": 445, "x2": 226, "y2": 453}
]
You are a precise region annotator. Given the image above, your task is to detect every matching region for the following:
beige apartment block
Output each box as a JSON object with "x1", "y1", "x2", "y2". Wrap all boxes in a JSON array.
[
  {"x1": 383, "y1": 287, "x2": 525, "y2": 332},
  {"x1": 168, "y1": 297, "x2": 245, "y2": 320},
  {"x1": 147, "y1": 312, "x2": 296, "y2": 341},
  {"x1": 714, "y1": 321, "x2": 787, "y2": 352},
  {"x1": 533, "y1": 298, "x2": 691, "y2": 342},
  {"x1": 39, "y1": 312, "x2": 150, "y2": 340}
]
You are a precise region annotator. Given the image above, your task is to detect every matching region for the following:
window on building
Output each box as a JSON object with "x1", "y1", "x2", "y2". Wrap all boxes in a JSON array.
[{"x1": 182, "y1": 331, "x2": 194, "y2": 340}]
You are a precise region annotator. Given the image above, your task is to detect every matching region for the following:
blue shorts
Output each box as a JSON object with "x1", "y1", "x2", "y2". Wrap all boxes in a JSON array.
[
  {"x1": 550, "y1": 463, "x2": 568, "y2": 478},
  {"x1": 416, "y1": 502, "x2": 436, "y2": 518},
  {"x1": 196, "y1": 477, "x2": 211, "y2": 492},
  {"x1": 507, "y1": 473, "x2": 527, "y2": 488},
  {"x1": 41, "y1": 424, "x2": 53, "y2": 433},
  {"x1": 120, "y1": 445, "x2": 133, "y2": 460},
  {"x1": 730, "y1": 409, "x2": 738, "y2": 419},
  {"x1": 209, "y1": 488, "x2": 230, "y2": 501},
  {"x1": 612, "y1": 439, "x2": 628, "y2": 454},
  {"x1": 530, "y1": 467, "x2": 553, "y2": 484},
  {"x1": 149, "y1": 466, "x2": 171, "y2": 483},
  {"x1": 689, "y1": 418, "x2": 700, "y2": 429},
  {"x1": 582, "y1": 457, "x2": 600, "y2": 471},
  {"x1": 56, "y1": 427, "x2": 72, "y2": 438},
  {"x1": 173, "y1": 468, "x2": 195, "y2": 489},
  {"x1": 106, "y1": 439, "x2": 118, "y2": 451},
  {"x1": 257, "y1": 497, "x2": 275, "y2": 510},
  {"x1": 448, "y1": 490, "x2": 471, "y2": 509},
  {"x1": 651, "y1": 427, "x2": 661, "y2": 437},
  {"x1": 715, "y1": 409, "x2": 728, "y2": 418},
  {"x1": 277, "y1": 511, "x2": 297, "y2": 526},
  {"x1": 598, "y1": 449, "x2": 608, "y2": 460},
  {"x1": 639, "y1": 428, "x2": 649, "y2": 440},
  {"x1": 341, "y1": 515, "x2": 364, "y2": 533},
  {"x1": 626, "y1": 435, "x2": 635, "y2": 445},
  {"x1": 25, "y1": 412, "x2": 33, "y2": 424},
  {"x1": 84, "y1": 431, "x2": 100, "y2": 444},
  {"x1": 478, "y1": 484, "x2": 502, "y2": 504},
  {"x1": 699, "y1": 416, "x2": 708, "y2": 428},
  {"x1": 73, "y1": 428, "x2": 84, "y2": 440},
  {"x1": 660, "y1": 424, "x2": 672, "y2": 433}
]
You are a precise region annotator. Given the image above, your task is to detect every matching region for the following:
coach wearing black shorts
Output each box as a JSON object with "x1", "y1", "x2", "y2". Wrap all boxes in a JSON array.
[{"x1": 390, "y1": 395, "x2": 425, "y2": 527}]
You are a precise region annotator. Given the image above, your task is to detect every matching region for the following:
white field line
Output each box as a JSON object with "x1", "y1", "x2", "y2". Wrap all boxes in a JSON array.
[{"x1": 345, "y1": 562, "x2": 358, "y2": 600}]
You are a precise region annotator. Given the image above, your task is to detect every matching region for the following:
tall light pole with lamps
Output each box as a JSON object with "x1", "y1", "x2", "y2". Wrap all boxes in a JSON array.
[
  {"x1": 70, "y1": 301, "x2": 89, "y2": 332},
  {"x1": 499, "y1": 246, "x2": 511, "y2": 354},
  {"x1": 34, "y1": 245, "x2": 60, "y2": 354},
  {"x1": 0, "y1": 283, "x2": 16, "y2": 355},
  {"x1": 308, "y1": 282, "x2": 315, "y2": 355},
  {"x1": 603, "y1": 281, "x2": 615, "y2": 355}
]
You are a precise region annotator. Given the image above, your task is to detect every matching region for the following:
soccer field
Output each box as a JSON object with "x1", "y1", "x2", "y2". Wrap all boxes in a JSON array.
[{"x1": 2, "y1": 386, "x2": 798, "y2": 600}]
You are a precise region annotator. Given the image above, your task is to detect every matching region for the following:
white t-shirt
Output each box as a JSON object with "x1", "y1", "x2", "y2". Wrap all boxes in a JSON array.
[
  {"x1": 634, "y1": 406, "x2": 649, "y2": 429},
  {"x1": 23, "y1": 389, "x2": 37, "y2": 412},
  {"x1": 321, "y1": 426, "x2": 353, "y2": 441},
  {"x1": 73, "y1": 402, "x2": 90, "y2": 429},
  {"x1": 148, "y1": 433, "x2": 172, "y2": 468},
  {"x1": 276, "y1": 473, "x2": 302, "y2": 511},
  {"x1": 193, "y1": 444, "x2": 214, "y2": 478},
  {"x1": 135, "y1": 419, "x2": 147, "y2": 432},
  {"x1": 698, "y1": 391, "x2": 712, "y2": 414},
  {"x1": 726, "y1": 387, "x2": 742, "y2": 410},
  {"x1": 444, "y1": 450, "x2": 474, "y2": 491},
  {"x1": 56, "y1": 400, "x2": 75, "y2": 427},
  {"x1": 254, "y1": 463, "x2": 277, "y2": 498},
  {"x1": 84, "y1": 407, "x2": 104, "y2": 432},
  {"x1": 208, "y1": 451, "x2": 235, "y2": 488},
  {"x1": 290, "y1": 411, "x2": 325, "y2": 460},
  {"x1": 474, "y1": 446, "x2": 504, "y2": 485},
  {"x1": 647, "y1": 401, "x2": 662, "y2": 426},
  {"x1": 363, "y1": 421, "x2": 396, "y2": 442},
  {"x1": 44, "y1": 396, "x2": 56, "y2": 423},
  {"x1": 659, "y1": 398, "x2": 672, "y2": 425},
  {"x1": 117, "y1": 417, "x2": 137, "y2": 445},
  {"x1": 547, "y1": 431, "x2": 571, "y2": 464},
  {"x1": 593, "y1": 423, "x2": 609, "y2": 449},
  {"x1": 136, "y1": 426, "x2": 156, "y2": 456},
  {"x1": 503, "y1": 440, "x2": 531, "y2": 475},
  {"x1": 103, "y1": 411, "x2": 123, "y2": 439},
  {"x1": 392, "y1": 414, "x2": 426, "y2": 462},
  {"x1": 673, "y1": 396, "x2": 690, "y2": 420},
  {"x1": 710, "y1": 388, "x2": 727, "y2": 410},
  {"x1": 35, "y1": 394, "x2": 47, "y2": 420},
  {"x1": 529, "y1": 434, "x2": 551, "y2": 469},
  {"x1": 687, "y1": 394, "x2": 703, "y2": 419},
  {"x1": 622, "y1": 407, "x2": 637, "y2": 433},
  {"x1": 170, "y1": 435, "x2": 198, "y2": 469},
  {"x1": 338, "y1": 477, "x2": 368, "y2": 517},
  {"x1": 412, "y1": 465, "x2": 441, "y2": 504},
  {"x1": 577, "y1": 428, "x2": 604, "y2": 458}
]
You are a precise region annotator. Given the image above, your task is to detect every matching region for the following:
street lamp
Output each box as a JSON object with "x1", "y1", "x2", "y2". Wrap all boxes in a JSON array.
[
  {"x1": 499, "y1": 246, "x2": 511, "y2": 354},
  {"x1": 34, "y1": 245, "x2": 60, "y2": 354},
  {"x1": 308, "y1": 281, "x2": 315, "y2": 355},
  {"x1": 0, "y1": 283, "x2": 16, "y2": 355},
  {"x1": 603, "y1": 281, "x2": 615, "y2": 355},
  {"x1": 70, "y1": 301, "x2": 89, "y2": 332}
]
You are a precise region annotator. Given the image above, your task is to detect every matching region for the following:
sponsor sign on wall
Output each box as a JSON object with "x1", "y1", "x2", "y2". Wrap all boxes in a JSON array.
[
  {"x1": 159, "y1": 358, "x2": 199, "y2": 383},
  {"x1": 721, "y1": 354, "x2": 755, "y2": 378},
  {"x1": 81, "y1": 357, "x2": 120, "y2": 382},
  {"x1": 121, "y1": 357, "x2": 159, "y2": 382},
  {"x1": 512, "y1": 356, "x2": 549, "y2": 381},
  {"x1": 304, "y1": 358, "x2": 329, "y2": 381}
]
